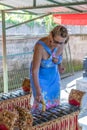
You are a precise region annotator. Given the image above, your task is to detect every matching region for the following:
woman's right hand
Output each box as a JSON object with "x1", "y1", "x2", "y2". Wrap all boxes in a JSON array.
[{"x1": 36, "y1": 91, "x2": 42, "y2": 102}]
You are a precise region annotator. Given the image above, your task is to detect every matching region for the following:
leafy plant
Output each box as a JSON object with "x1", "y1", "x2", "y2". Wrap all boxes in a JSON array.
[
  {"x1": 72, "y1": 60, "x2": 83, "y2": 72},
  {"x1": 0, "y1": 4, "x2": 57, "y2": 30}
]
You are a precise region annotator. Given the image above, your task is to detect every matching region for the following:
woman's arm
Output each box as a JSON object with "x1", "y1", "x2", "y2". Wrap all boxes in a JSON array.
[
  {"x1": 56, "y1": 45, "x2": 64, "y2": 56},
  {"x1": 32, "y1": 43, "x2": 43, "y2": 102},
  {"x1": 56, "y1": 45, "x2": 65, "y2": 73}
]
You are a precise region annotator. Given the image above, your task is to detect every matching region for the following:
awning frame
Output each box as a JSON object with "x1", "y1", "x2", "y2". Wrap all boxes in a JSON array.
[{"x1": 0, "y1": 0, "x2": 87, "y2": 93}]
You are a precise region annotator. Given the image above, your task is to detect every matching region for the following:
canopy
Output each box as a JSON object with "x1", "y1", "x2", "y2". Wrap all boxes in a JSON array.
[
  {"x1": 0, "y1": 1, "x2": 87, "y2": 15},
  {"x1": 0, "y1": 0, "x2": 87, "y2": 93},
  {"x1": 53, "y1": 13, "x2": 87, "y2": 25}
]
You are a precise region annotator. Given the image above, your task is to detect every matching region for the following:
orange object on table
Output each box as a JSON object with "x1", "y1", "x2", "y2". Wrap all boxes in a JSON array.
[{"x1": 22, "y1": 77, "x2": 31, "y2": 92}]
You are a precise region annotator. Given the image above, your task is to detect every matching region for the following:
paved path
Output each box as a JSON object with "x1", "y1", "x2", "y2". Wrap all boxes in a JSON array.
[{"x1": 60, "y1": 71, "x2": 83, "y2": 103}]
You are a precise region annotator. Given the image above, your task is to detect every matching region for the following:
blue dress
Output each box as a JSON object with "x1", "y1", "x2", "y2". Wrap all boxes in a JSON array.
[{"x1": 30, "y1": 40, "x2": 62, "y2": 110}]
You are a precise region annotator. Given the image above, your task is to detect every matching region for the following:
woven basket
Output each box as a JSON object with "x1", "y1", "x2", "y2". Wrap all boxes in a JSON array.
[{"x1": 32, "y1": 111, "x2": 80, "y2": 130}]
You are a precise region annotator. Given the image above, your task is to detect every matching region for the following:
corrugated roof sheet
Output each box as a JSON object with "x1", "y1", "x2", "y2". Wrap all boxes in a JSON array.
[{"x1": 0, "y1": 0, "x2": 87, "y2": 14}]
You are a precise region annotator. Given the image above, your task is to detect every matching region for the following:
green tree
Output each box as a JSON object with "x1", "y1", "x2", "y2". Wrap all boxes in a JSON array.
[{"x1": 0, "y1": 5, "x2": 57, "y2": 31}]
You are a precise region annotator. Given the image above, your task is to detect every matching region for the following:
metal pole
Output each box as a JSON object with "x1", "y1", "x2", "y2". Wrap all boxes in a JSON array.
[
  {"x1": 65, "y1": 46, "x2": 70, "y2": 73},
  {"x1": 0, "y1": 2, "x2": 37, "y2": 15},
  {"x1": 1, "y1": 10, "x2": 8, "y2": 93},
  {"x1": 6, "y1": 13, "x2": 51, "y2": 30},
  {"x1": 68, "y1": 42, "x2": 74, "y2": 74},
  {"x1": 4, "y1": 1, "x2": 87, "y2": 12},
  {"x1": 33, "y1": 0, "x2": 36, "y2": 7}
]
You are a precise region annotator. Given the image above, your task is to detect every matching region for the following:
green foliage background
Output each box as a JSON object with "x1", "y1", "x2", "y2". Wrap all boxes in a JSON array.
[{"x1": 0, "y1": 5, "x2": 57, "y2": 32}]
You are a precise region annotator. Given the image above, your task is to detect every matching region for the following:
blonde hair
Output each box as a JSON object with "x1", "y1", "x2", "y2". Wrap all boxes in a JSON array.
[{"x1": 51, "y1": 25, "x2": 69, "y2": 44}]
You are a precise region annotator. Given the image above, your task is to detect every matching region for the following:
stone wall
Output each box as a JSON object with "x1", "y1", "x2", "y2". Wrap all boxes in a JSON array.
[
  {"x1": 69, "y1": 34, "x2": 87, "y2": 60},
  {"x1": 0, "y1": 34, "x2": 87, "y2": 72}
]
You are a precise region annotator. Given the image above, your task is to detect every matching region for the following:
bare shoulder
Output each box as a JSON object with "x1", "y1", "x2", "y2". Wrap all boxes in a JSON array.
[
  {"x1": 34, "y1": 42, "x2": 43, "y2": 53},
  {"x1": 32, "y1": 41, "x2": 43, "y2": 68},
  {"x1": 34, "y1": 37, "x2": 47, "y2": 52},
  {"x1": 39, "y1": 36, "x2": 47, "y2": 42}
]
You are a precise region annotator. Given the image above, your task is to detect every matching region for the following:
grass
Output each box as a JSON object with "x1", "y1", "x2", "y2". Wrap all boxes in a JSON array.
[{"x1": 72, "y1": 60, "x2": 83, "y2": 72}]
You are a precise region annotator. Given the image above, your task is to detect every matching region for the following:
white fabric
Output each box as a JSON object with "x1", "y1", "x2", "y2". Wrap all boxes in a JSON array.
[{"x1": 78, "y1": 93, "x2": 87, "y2": 130}]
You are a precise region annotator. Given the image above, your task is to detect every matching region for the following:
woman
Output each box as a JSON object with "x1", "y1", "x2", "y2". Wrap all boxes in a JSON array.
[{"x1": 30, "y1": 25, "x2": 69, "y2": 111}]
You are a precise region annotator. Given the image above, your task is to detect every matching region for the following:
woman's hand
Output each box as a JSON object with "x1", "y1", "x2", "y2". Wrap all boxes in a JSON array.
[
  {"x1": 36, "y1": 95, "x2": 42, "y2": 102},
  {"x1": 58, "y1": 64, "x2": 65, "y2": 74},
  {"x1": 52, "y1": 57, "x2": 58, "y2": 63},
  {"x1": 36, "y1": 90, "x2": 42, "y2": 102},
  {"x1": 59, "y1": 67, "x2": 65, "y2": 73}
]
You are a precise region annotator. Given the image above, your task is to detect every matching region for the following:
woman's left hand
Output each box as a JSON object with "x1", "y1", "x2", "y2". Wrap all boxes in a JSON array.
[
  {"x1": 58, "y1": 65, "x2": 65, "y2": 74},
  {"x1": 59, "y1": 67, "x2": 65, "y2": 73},
  {"x1": 52, "y1": 57, "x2": 58, "y2": 63}
]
